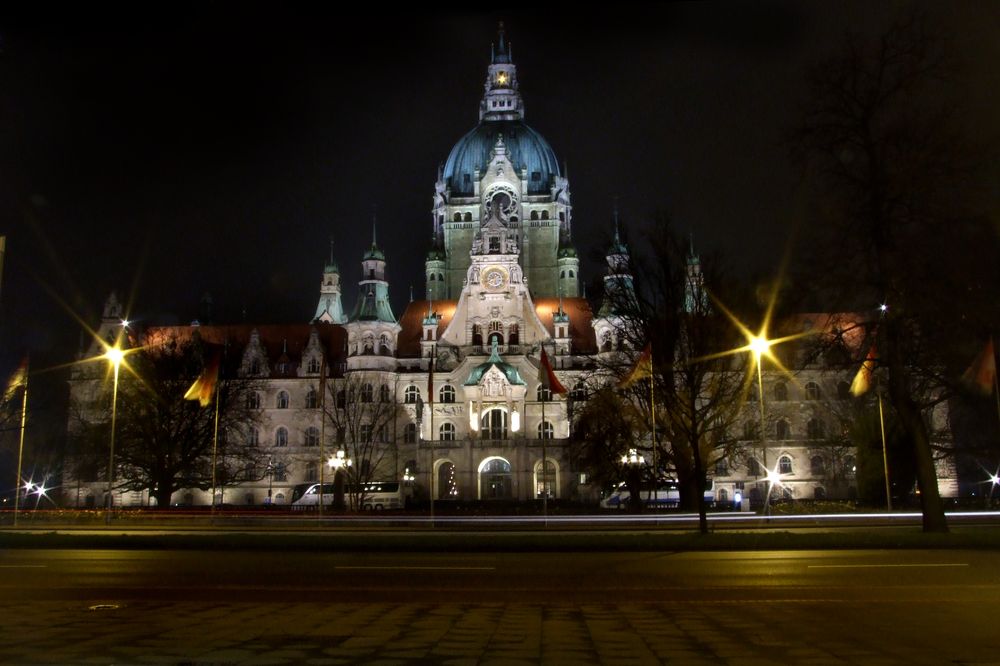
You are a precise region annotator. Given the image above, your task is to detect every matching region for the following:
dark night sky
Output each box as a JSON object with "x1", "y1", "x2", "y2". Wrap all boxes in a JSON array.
[{"x1": 1, "y1": 3, "x2": 999, "y2": 371}]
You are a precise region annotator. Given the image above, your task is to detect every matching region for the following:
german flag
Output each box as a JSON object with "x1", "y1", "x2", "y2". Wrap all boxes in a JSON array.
[
  {"x1": 184, "y1": 353, "x2": 221, "y2": 407},
  {"x1": 618, "y1": 344, "x2": 652, "y2": 389}
]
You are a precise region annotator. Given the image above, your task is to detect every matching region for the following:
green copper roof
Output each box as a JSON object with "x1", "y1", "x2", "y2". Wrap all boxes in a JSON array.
[
  {"x1": 464, "y1": 341, "x2": 526, "y2": 386},
  {"x1": 363, "y1": 243, "x2": 385, "y2": 261}
]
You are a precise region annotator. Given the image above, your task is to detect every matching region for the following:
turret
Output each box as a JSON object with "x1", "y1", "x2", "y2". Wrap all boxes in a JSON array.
[
  {"x1": 313, "y1": 240, "x2": 348, "y2": 324},
  {"x1": 479, "y1": 22, "x2": 525, "y2": 122}
]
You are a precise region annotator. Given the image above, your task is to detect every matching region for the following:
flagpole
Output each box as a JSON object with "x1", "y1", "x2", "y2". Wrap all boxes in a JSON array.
[
  {"x1": 542, "y1": 385, "x2": 547, "y2": 526},
  {"x1": 13, "y1": 366, "x2": 28, "y2": 527},
  {"x1": 649, "y1": 348, "x2": 656, "y2": 500},
  {"x1": 318, "y1": 356, "x2": 327, "y2": 518},
  {"x1": 429, "y1": 345, "x2": 435, "y2": 528},
  {"x1": 877, "y1": 384, "x2": 892, "y2": 512},
  {"x1": 210, "y1": 380, "x2": 221, "y2": 522}
]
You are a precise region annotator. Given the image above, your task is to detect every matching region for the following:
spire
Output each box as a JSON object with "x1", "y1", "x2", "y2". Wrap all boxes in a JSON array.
[
  {"x1": 493, "y1": 21, "x2": 510, "y2": 64},
  {"x1": 372, "y1": 206, "x2": 377, "y2": 248},
  {"x1": 480, "y1": 23, "x2": 523, "y2": 122},
  {"x1": 409, "y1": 285, "x2": 414, "y2": 302}
]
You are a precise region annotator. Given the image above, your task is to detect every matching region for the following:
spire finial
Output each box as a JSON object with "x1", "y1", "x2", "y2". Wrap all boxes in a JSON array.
[
  {"x1": 409, "y1": 285, "x2": 414, "y2": 302},
  {"x1": 329, "y1": 235, "x2": 335, "y2": 265},
  {"x1": 371, "y1": 205, "x2": 378, "y2": 247},
  {"x1": 613, "y1": 198, "x2": 621, "y2": 243}
]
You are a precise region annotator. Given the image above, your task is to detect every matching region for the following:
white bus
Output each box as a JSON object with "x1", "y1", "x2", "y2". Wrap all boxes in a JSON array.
[
  {"x1": 291, "y1": 481, "x2": 405, "y2": 510},
  {"x1": 599, "y1": 479, "x2": 714, "y2": 510}
]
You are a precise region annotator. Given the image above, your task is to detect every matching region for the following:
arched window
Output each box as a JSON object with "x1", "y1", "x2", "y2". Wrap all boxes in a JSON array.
[
  {"x1": 463, "y1": 212, "x2": 472, "y2": 222},
  {"x1": 568, "y1": 270, "x2": 575, "y2": 278},
  {"x1": 273, "y1": 463, "x2": 287, "y2": 482},
  {"x1": 508, "y1": 324, "x2": 519, "y2": 345},
  {"x1": 453, "y1": 212, "x2": 462, "y2": 222},
  {"x1": 276, "y1": 391, "x2": 289, "y2": 409},
  {"x1": 404, "y1": 385, "x2": 420, "y2": 404},
  {"x1": 472, "y1": 324, "x2": 483, "y2": 346},
  {"x1": 360, "y1": 383, "x2": 373, "y2": 403},
  {"x1": 718, "y1": 488, "x2": 729, "y2": 503},
  {"x1": 537, "y1": 421, "x2": 553, "y2": 439},
  {"x1": 481, "y1": 408, "x2": 508, "y2": 440},
  {"x1": 805, "y1": 382, "x2": 821, "y2": 400},
  {"x1": 807, "y1": 418, "x2": 825, "y2": 440},
  {"x1": 438, "y1": 272, "x2": 444, "y2": 282},
  {"x1": 541, "y1": 210, "x2": 550, "y2": 220},
  {"x1": 537, "y1": 385, "x2": 552, "y2": 402},
  {"x1": 775, "y1": 419, "x2": 790, "y2": 440},
  {"x1": 530, "y1": 210, "x2": 539, "y2": 220},
  {"x1": 810, "y1": 455, "x2": 826, "y2": 475},
  {"x1": 779, "y1": 455, "x2": 793, "y2": 474},
  {"x1": 439, "y1": 385, "x2": 456, "y2": 403},
  {"x1": 600, "y1": 330, "x2": 613, "y2": 352},
  {"x1": 246, "y1": 427, "x2": 259, "y2": 447},
  {"x1": 305, "y1": 426, "x2": 319, "y2": 447},
  {"x1": 307, "y1": 358, "x2": 320, "y2": 374},
  {"x1": 246, "y1": 392, "x2": 261, "y2": 410},
  {"x1": 379, "y1": 384, "x2": 391, "y2": 403},
  {"x1": 535, "y1": 459, "x2": 557, "y2": 498},
  {"x1": 403, "y1": 423, "x2": 417, "y2": 443},
  {"x1": 837, "y1": 381, "x2": 851, "y2": 400},
  {"x1": 336, "y1": 389, "x2": 346, "y2": 409},
  {"x1": 305, "y1": 387, "x2": 318, "y2": 409},
  {"x1": 429, "y1": 273, "x2": 436, "y2": 281},
  {"x1": 379, "y1": 334, "x2": 391, "y2": 356},
  {"x1": 773, "y1": 382, "x2": 788, "y2": 401},
  {"x1": 743, "y1": 421, "x2": 759, "y2": 440},
  {"x1": 487, "y1": 321, "x2": 503, "y2": 346},
  {"x1": 305, "y1": 462, "x2": 318, "y2": 482},
  {"x1": 570, "y1": 381, "x2": 586, "y2": 401},
  {"x1": 275, "y1": 427, "x2": 288, "y2": 447},
  {"x1": 439, "y1": 422, "x2": 456, "y2": 441},
  {"x1": 560, "y1": 270, "x2": 566, "y2": 278},
  {"x1": 747, "y1": 457, "x2": 761, "y2": 476}
]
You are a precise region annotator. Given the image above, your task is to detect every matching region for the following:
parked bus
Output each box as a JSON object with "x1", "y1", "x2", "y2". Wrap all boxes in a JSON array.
[
  {"x1": 599, "y1": 479, "x2": 714, "y2": 510},
  {"x1": 291, "y1": 481, "x2": 406, "y2": 510}
]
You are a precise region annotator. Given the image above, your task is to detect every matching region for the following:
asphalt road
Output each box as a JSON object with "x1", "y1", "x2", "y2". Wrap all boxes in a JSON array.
[
  {"x1": 2, "y1": 547, "x2": 999, "y2": 604},
  {"x1": 2, "y1": 548, "x2": 998, "y2": 663}
]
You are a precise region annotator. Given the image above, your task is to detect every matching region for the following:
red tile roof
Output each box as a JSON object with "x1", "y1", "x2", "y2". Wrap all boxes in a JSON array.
[{"x1": 396, "y1": 301, "x2": 458, "y2": 357}]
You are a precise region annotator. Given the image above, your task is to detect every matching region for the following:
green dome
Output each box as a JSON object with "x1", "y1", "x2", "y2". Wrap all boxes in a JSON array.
[{"x1": 443, "y1": 120, "x2": 560, "y2": 196}]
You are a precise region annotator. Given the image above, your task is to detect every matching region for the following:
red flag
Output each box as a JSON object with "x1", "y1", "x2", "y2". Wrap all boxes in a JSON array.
[
  {"x1": 962, "y1": 338, "x2": 997, "y2": 395},
  {"x1": 184, "y1": 353, "x2": 221, "y2": 407},
  {"x1": 538, "y1": 347, "x2": 567, "y2": 394},
  {"x1": 850, "y1": 345, "x2": 876, "y2": 396},
  {"x1": 618, "y1": 344, "x2": 652, "y2": 389},
  {"x1": 3, "y1": 357, "x2": 28, "y2": 402}
]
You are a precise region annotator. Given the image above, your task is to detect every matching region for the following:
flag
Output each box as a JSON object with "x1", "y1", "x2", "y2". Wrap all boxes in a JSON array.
[
  {"x1": 962, "y1": 338, "x2": 997, "y2": 395},
  {"x1": 618, "y1": 344, "x2": 652, "y2": 389},
  {"x1": 3, "y1": 357, "x2": 28, "y2": 402},
  {"x1": 850, "y1": 345, "x2": 877, "y2": 396},
  {"x1": 184, "y1": 352, "x2": 221, "y2": 407},
  {"x1": 538, "y1": 347, "x2": 567, "y2": 394},
  {"x1": 427, "y1": 351, "x2": 435, "y2": 404}
]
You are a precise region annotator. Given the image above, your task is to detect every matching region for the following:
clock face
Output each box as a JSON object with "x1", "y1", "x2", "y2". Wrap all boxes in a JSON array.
[
  {"x1": 482, "y1": 267, "x2": 508, "y2": 290},
  {"x1": 496, "y1": 71, "x2": 508, "y2": 86}
]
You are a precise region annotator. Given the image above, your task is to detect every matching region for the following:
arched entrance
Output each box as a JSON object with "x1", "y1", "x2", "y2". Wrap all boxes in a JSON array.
[
  {"x1": 478, "y1": 456, "x2": 513, "y2": 499},
  {"x1": 437, "y1": 460, "x2": 458, "y2": 499}
]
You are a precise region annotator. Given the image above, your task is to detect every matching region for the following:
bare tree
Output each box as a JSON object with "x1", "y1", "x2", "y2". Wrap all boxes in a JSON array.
[
  {"x1": 793, "y1": 14, "x2": 998, "y2": 531},
  {"x1": 591, "y1": 217, "x2": 752, "y2": 532},
  {"x1": 323, "y1": 373, "x2": 402, "y2": 510},
  {"x1": 68, "y1": 336, "x2": 265, "y2": 508}
]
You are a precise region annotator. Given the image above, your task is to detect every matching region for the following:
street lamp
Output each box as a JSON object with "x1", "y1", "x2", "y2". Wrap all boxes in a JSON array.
[
  {"x1": 328, "y1": 448, "x2": 352, "y2": 511},
  {"x1": 621, "y1": 448, "x2": 645, "y2": 512},
  {"x1": 103, "y1": 343, "x2": 125, "y2": 524}
]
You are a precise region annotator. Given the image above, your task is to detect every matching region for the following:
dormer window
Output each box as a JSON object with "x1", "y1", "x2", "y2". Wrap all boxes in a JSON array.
[{"x1": 489, "y1": 236, "x2": 501, "y2": 253}]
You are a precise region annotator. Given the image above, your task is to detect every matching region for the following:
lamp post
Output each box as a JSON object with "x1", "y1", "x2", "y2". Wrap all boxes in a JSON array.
[
  {"x1": 748, "y1": 334, "x2": 772, "y2": 515},
  {"x1": 621, "y1": 447, "x2": 645, "y2": 512},
  {"x1": 103, "y1": 344, "x2": 125, "y2": 525},
  {"x1": 328, "y1": 448, "x2": 352, "y2": 510}
]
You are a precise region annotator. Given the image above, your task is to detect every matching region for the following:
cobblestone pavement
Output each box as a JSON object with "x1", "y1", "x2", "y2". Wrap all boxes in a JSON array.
[{"x1": 0, "y1": 599, "x2": 991, "y2": 665}]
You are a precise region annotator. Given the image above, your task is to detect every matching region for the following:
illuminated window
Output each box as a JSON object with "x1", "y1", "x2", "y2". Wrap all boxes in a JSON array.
[
  {"x1": 779, "y1": 455, "x2": 793, "y2": 475},
  {"x1": 775, "y1": 419, "x2": 790, "y2": 440},
  {"x1": 537, "y1": 421, "x2": 553, "y2": 440},
  {"x1": 307, "y1": 358, "x2": 320, "y2": 374},
  {"x1": 439, "y1": 385, "x2": 456, "y2": 403},
  {"x1": 305, "y1": 427, "x2": 319, "y2": 447},
  {"x1": 439, "y1": 422, "x2": 456, "y2": 441},
  {"x1": 404, "y1": 385, "x2": 420, "y2": 404},
  {"x1": 275, "y1": 427, "x2": 288, "y2": 447},
  {"x1": 305, "y1": 387, "x2": 318, "y2": 409},
  {"x1": 481, "y1": 409, "x2": 508, "y2": 440},
  {"x1": 247, "y1": 392, "x2": 261, "y2": 410},
  {"x1": 246, "y1": 427, "x2": 259, "y2": 447},
  {"x1": 360, "y1": 383, "x2": 373, "y2": 403},
  {"x1": 276, "y1": 391, "x2": 289, "y2": 409}
]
